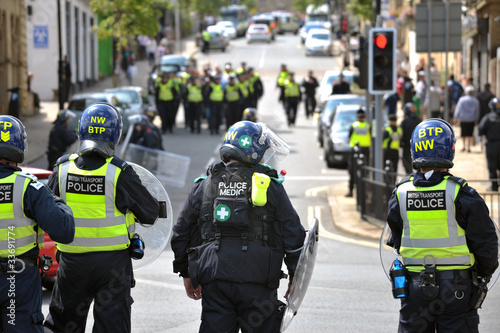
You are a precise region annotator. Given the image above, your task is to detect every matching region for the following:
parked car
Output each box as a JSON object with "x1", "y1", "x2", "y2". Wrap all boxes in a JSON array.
[
  {"x1": 207, "y1": 25, "x2": 229, "y2": 51},
  {"x1": 305, "y1": 28, "x2": 335, "y2": 57},
  {"x1": 21, "y1": 166, "x2": 57, "y2": 290},
  {"x1": 299, "y1": 21, "x2": 326, "y2": 44},
  {"x1": 246, "y1": 23, "x2": 272, "y2": 44},
  {"x1": 323, "y1": 104, "x2": 362, "y2": 168},
  {"x1": 216, "y1": 21, "x2": 237, "y2": 39},
  {"x1": 66, "y1": 92, "x2": 138, "y2": 135},
  {"x1": 317, "y1": 94, "x2": 366, "y2": 147},
  {"x1": 250, "y1": 14, "x2": 278, "y2": 40},
  {"x1": 316, "y1": 69, "x2": 356, "y2": 110}
]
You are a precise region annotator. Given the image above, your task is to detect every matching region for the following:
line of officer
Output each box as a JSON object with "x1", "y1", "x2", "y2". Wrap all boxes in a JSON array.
[
  {"x1": 383, "y1": 113, "x2": 403, "y2": 177},
  {"x1": 386, "y1": 118, "x2": 498, "y2": 332},
  {"x1": 478, "y1": 98, "x2": 500, "y2": 191},
  {"x1": 0, "y1": 115, "x2": 75, "y2": 333},
  {"x1": 346, "y1": 108, "x2": 371, "y2": 197},
  {"x1": 284, "y1": 72, "x2": 302, "y2": 127},
  {"x1": 171, "y1": 121, "x2": 306, "y2": 332},
  {"x1": 44, "y1": 103, "x2": 160, "y2": 333}
]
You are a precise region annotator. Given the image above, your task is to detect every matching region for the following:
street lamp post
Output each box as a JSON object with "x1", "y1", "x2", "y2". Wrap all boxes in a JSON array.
[{"x1": 57, "y1": 0, "x2": 64, "y2": 111}]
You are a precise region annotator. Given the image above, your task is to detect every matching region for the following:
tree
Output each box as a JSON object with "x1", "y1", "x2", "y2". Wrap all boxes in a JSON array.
[
  {"x1": 90, "y1": 0, "x2": 170, "y2": 50},
  {"x1": 347, "y1": 0, "x2": 374, "y2": 24},
  {"x1": 293, "y1": 0, "x2": 327, "y2": 14}
]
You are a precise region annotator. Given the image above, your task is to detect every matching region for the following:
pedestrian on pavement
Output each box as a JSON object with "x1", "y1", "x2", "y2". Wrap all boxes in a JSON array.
[
  {"x1": 301, "y1": 70, "x2": 319, "y2": 118},
  {"x1": 0, "y1": 115, "x2": 75, "y2": 333},
  {"x1": 400, "y1": 70, "x2": 414, "y2": 106},
  {"x1": 155, "y1": 72, "x2": 178, "y2": 134},
  {"x1": 44, "y1": 103, "x2": 160, "y2": 333},
  {"x1": 477, "y1": 83, "x2": 496, "y2": 123},
  {"x1": 448, "y1": 74, "x2": 465, "y2": 116},
  {"x1": 415, "y1": 71, "x2": 427, "y2": 117},
  {"x1": 453, "y1": 85, "x2": 480, "y2": 152},
  {"x1": 284, "y1": 72, "x2": 302, "y2": 127},
  {"x1": 382, "y1": 113, "x2": 402, "y2": 177},
  {"x1": 121, "y1": 46, "x2": 135, "y2": 85},
  {"x1": 478, "y1": 97, "x2": 500, "y2": 191},
  {"x1": 47, "y1": 110, "x2": 78, "y2": 170},
  {"x1": 386, "y1": 118, "x2": 498, "y2": 332},
  {"x1": 171, "y1": 121, "x2": 306, "y2": 332},
  {"x1": 400, "y1": 103, "x2": 421, "y2": 174},
  {"x1": 424, "y1": 81, "x2": 443, "y2": 119},
  {"x1": 346, "y1": 108, "x2": 371, "y2": 197},
  {"x1": 384, "y1": 92, "x2": 400, "y2": 117},
  {"x1": 331, "y1": 72, "x2": 351, "y2": 95}
]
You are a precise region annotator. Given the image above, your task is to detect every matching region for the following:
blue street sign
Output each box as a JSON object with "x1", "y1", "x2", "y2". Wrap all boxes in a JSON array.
[{"x1": 34, "y1": 25, "x2": 48, "y2": 48}]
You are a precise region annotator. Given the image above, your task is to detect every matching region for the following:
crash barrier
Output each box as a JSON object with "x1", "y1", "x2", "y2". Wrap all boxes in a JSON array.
[
  {"x1": 125, "y1": 143, "x2": 191, "y2": 188},
  {"x1": 353, "y1": 153, "x2": 500, "y2": 226}
]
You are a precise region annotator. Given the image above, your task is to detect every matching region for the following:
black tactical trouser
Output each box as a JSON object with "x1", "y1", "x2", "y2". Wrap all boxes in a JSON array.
[{"x1": 486, "y1": 141, "x2": 500, "y2": 191}]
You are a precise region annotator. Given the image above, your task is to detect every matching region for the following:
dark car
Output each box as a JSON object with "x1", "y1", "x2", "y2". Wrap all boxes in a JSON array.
[
  {"x1": 21, "y1": 166, "x2": 58, "y2": 290},
  {"x1": 317, "y1": 94, "x2": 366, "y2": 147},
  {"x1": 323, "y1": 104, "x2": 361, "y2": 168}
]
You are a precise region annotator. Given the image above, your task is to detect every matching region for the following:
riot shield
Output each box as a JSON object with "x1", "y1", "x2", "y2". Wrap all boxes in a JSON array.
[
  {"x1": 126, "y1": 143, "x2": 191, "y2": 188},
  {"x1": 280, "y1": 217, "x2": 319, "y2": 332},
  {"x1": 379, "y1": 222, "x2": 500, "y2": 289},
  {"x1": 129, "y1": 163, "x2": 173, "y2": 271}
]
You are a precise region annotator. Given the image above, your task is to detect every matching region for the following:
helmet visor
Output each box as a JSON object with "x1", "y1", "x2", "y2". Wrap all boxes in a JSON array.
[{"x1": 258, "y1": 123, "x2": 290, "y2": 163}]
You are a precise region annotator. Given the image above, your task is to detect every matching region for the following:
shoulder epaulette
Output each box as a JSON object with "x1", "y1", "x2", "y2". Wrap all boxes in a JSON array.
[
  {"x1": 55, "y1": 153, "x2": 72, "y2": 166},
  {"x1": 110, "y1": 156, "x2": 128, "y2": 170},
  {"x1": 18, "y1": 171, "x2": 38, "y2": 182},
  {"x1": 447, "y1": 175, "x2": 467, "y2": 187},
  {"x1": 194, "y1": 176, "x2": 207, "y2": 183},
  {"x1": 395, "y1": 175, "x2": 412, "y2": 187}
]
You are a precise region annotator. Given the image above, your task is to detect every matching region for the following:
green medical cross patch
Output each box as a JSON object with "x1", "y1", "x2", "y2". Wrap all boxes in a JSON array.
[
  {"x1": 215, "y1": 204, "x2": 231, "y2": 221},
  {"x1": 239, "y1": 135, "x2": 251, "y2": 148}
]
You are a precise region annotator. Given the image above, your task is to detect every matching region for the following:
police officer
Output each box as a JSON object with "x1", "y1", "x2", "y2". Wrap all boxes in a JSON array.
[
  {"x1": 186, "y1": 76, "x2": 204, "y2": 134},
  {"x1": 276, "y1": 64, "x2": 289, "y2": 112},
  {"x1": 224, "y1": 75, "x2": 243, "y2": 129},
  {"x1": 202, "y1": 29, "x2": 211, "y2": 54},
  {"x1": 247, "y1": 67, "x2": 264, "y2": 109},
  {"x1": 400, "y1": 102, "x2": 421, "y2": 174},
  {"x1": 44, "y1": 103, "x2": 160, "y2": 333},
  {"x1": 206, "y1": 76, "x2": 224, "y2": 135},
  {"x1": 301, "y1": 70, "x2": 319, "y2": 118},
  {"x1": 382, "y1": 113, "x2": 403, "y2": 177},
  {"x1": 478, "y1": 97, "x2": 500, "y2": 191},
  {"x1": 155, "y1": 72, "x2": 178, "y2": 134},
  {"x1": 171, "y1": 121, "x2": 305, "y2": 332},
  {"x1": 346, "y1": 108, "x2": 371, "y2": 197},
  {"x1": 0, "y1": 115, "x2": 75, "y2": 333},
  {"x1": 386, "y1": 118, "x2": 498, "y2": 332},
  {"x1": 284, "y1": 72, "x2": 302, "y2": 127},
  {"x1": 47, "y1": 110, "x2": 78, "y2": 170}
]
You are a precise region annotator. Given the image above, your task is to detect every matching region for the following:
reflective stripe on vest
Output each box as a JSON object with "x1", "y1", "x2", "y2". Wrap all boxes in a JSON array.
[
  {"x1": 226, "y1": 85, "x2": 240, "y2": 102},
  {"x1": 349, "y1": 121, "x2": 371, "y2": 147},
  {"x1": 397, "y1": 177, "x2": 475, "y2": 272},
  {"x1": 210, "y1": 84, "x2": 224, "y2": 102},
  {"x1": 57, "y1": 155, "x2": 135, "y2": 253},
  {"x1": 277, "y1": 71, "x2": 289, "y2": 87},
  {"x1": 383, "y1": 126, "x2": 402, "y2": 150},
  {"x1": 159, "y1": 81, "x2": 174, "y2": 101},
  {"x1": 239, "y1": 82, "x2": 249, "y2": 98},
  {"x1": 0, "y1": 172, "x2": 44, "y2": 257},
  {"x1": 284, "y1": 82, "x2": 300, "y2": 97},
  {"x1": 187, "y1": 84, "x2": 203, "y2": 102}
]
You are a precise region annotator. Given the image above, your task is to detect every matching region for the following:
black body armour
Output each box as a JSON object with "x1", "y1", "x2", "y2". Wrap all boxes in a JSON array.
[{"x1": 188, "y1": 163, "x2": 284, "y2": 288}]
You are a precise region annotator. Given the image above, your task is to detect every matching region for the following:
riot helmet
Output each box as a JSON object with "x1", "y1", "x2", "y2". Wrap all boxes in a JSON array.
[
  {"x1": 490, "y1": 97, "x2": 500, "y2": 113},
  {"x1": 0, "y1": 116, "x2": 27, "y2": 164},
  {"x1": 242, "y1": 108, "x2": 258, "y2": 122},
  {"x1": 78, "y1": 103, "x2": 123, "y2": 157},
  {"x1": 411, "y1": 118, "x2": 456, "y2": 169},
  {"x1": 145, "y1": 107, "x2": 157, "y2": 122},
  {"x1": 220, "y1": 121, "x2": 290, "y2": 165}
]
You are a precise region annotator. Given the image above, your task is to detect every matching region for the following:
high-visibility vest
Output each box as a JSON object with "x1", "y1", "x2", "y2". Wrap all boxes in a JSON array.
[
  {"x1": 239, "y1": 82, "x2": 249, "y2": 98},
  {"x1": 203, "y1": 31, "x2": 211, "y2": 42},
  {"x1": 396, "y1": 176, "x2": 475, "y2": 272},
  {"x1": 277, "y1": 71, "x2": 289, "y2": 87},
  {"x1": 0, "y1": 172, "x2": 44, "y2": 257},
  {"x1": 187, "y1": 84, "x2": 203, "y2": 103},
  {"x1": 349, "y1": 121, "x2": 371, "y2": 147},
  {"x1": 225, "y1": 84, "x2": 240, "y2": 102},
  {"x1": 209, "y1": 83, "x2": 224, "y2": 102},
  {"x1": 383, "y1": 126, "x2": 403, "y2": 150},
  {"x1": 56, "y1": 155, "x2": 135, "y2": 253},
  {"x1": 180, "y1": 72, "x2": 191, "y2": 85},
  {"x1": 158, "y1": 80, "x2": 174, "y2": 101},
  {"x1": 284, "y1": 82, "x2": 300, "y2": 97}
]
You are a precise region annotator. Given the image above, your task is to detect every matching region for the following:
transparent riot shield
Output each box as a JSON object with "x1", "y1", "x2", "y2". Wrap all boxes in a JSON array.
[
  {"x1": 280, "y1": 218, "x2": 319, "y2": 332},
  {"x1": 126, "y1": 143, "x2": 191, "y2": 188},
  {"x1": 129, "y1": 163, "x2": 173, "y2": 271},
  {"x1": 379, "y1": 222, "x2": 500, "y2": 289}
]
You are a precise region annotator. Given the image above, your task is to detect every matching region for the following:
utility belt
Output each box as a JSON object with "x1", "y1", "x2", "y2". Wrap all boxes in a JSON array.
[
  {"x1": 408, "y1": 269, "x2": 472, "y2": 281},
  {"x1": 0, "y1": 256, "x2": 51, "y2": 275}
]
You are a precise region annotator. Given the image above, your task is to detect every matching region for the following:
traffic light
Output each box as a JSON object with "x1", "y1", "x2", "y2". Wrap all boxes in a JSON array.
[
  {"x1": 368, "y1": 28, "x2": 396, "y2": 94},
  {"x1": 354, "y1": 36, "x2": 368, "y2": 89}
]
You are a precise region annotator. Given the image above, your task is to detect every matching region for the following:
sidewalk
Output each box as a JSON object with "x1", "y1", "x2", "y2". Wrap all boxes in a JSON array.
[
  {"x1": 328, "y1": 133, "x2": 490, "y2": 241},
  {"x1": 23, "y1": 37, "x2": 198, "y2": 165}
]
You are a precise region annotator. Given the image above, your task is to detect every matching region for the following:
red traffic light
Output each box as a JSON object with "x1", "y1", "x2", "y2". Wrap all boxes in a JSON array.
[{"x1": 374, "y1": 34, "x2": 387, "y2": 49}]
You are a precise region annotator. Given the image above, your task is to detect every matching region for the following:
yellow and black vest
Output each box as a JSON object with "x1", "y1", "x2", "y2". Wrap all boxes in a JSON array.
[
  {"x1": 0, "y1": 172, "x2": 44, "y2": 257},
  {"x1": 284, "y1": 81, "x2": 300, "y2": 98},
  {"x1": 225, "y1": 84, "x2": 240, "y2": 102},
  {"x1": 383, "y1": 126, "x2": 403, "y2": 150},
  {"x1": 209, "y1": 83, "x2": 224, "y2": 102},
  {"x1": 349, "y1": 121, "x2": 371, "y2": 147},
  {"x1": 158, "y1": 80, "x2": 174, "y2": 101},
  {"x1": 277, "y1": 71, "x2": 289, "y2": 87},
  {"x1": 187, "y1": 84, "x2": 203, "y2": 103},
  {"x1": 56, "y1": 154, "x2": 135, "y2": 253},
  {"x1": 396, "y1": 176, "x2": 475, "y2": 272}
]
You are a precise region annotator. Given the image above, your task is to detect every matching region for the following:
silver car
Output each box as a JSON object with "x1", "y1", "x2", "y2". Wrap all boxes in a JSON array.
[
  {"x1": 246, "y1": 24, "x2": 272, "y2": 44},
  {"x1": 305, "y1": 28, "x2": 334, "y2": 56}
]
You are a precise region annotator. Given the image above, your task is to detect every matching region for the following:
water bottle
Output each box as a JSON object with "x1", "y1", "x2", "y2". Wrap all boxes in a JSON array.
[
  {"x1": 130, "y1": 234, "x2": 145, "y2": 260},
  {"x1": 390, "y1": 258, "x2": 408, "y2": 298},
  {"x1": 278, "y1": 169, "x2": 287, "y2": 182}
]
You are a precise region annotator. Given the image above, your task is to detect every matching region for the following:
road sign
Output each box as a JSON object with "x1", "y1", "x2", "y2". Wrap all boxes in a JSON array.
[
  {"x1": 34, "y1": 25, "x2": 48, "y2": 49},
  {"x1": 415, "y1": 2, "x2": 462, "y2": 52}
]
